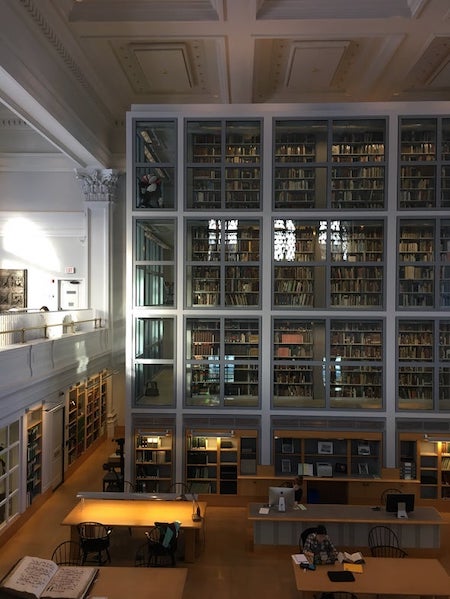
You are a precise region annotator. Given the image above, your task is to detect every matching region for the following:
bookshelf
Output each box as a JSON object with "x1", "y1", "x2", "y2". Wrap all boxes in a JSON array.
[
  {"x1": 186, "y1": 317, "x2": 260, "y2": 407},
  {"x1": 273, "y1": 219, "x2": 384, "y2": 309},
  {"x1": 398, "y1": 220, "x2": 435, "y2": 308},
  {"x1": 273, "y1": 432, "x2": 382, "y2": 479},
  {"x1": 273, "y1": 118, "x2": 386, "y2": 209},
  {"x1": 65, "y1": 373, "x2": 107, "y2": 467},
  {"x1": 186, "y1": 119, "x2": 262, "y2": 210},
  {"x1": 26, "y1": 408, "x2": 42, "y2": 505},
  {"x1": 134, "y1": 431, "x2": 173, "y2": 493},
  {"x1": 186, "y1": 431, "x2": 257, "y2": 494},
  {"x1": 186, "y1": 219, "x2": 261, "y2": 308}
]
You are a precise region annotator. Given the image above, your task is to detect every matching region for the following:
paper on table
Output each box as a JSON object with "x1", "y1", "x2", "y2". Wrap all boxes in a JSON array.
[{"x1": 291, "y1": 553, "x2": 309, "y2": 565}]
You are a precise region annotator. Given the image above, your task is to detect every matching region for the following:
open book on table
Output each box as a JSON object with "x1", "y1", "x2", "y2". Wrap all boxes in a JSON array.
[
  {"x1": 0, "y1": 556, "x2": 98, "y2": 599},
  {"x1": 337, "y1": 551, "x2": 365, "y2": 564}
]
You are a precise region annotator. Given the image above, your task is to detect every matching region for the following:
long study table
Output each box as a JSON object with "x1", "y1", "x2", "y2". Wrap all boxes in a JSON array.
[
  {"x1": 248, "y1": 503, "x2": 443, "y2": 549},
  {"x1": 91, "y1": 566, "x2": 187, "y2": 598},
  {"x1": 62, "y1": 498, "x2": 206, "y2": 563},
  {"x1": 292, "y1": 556, "x2": 450, "y2": 598}
]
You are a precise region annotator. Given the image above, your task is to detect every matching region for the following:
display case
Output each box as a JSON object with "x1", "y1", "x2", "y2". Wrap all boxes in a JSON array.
[
  {"x1": 134, "y1": 430, "x2": 173, "y2": 493},
  {"x1": 66, "y1": 383, "x2": 86, "y2": 466},
  {"x1": 186, "y1": 119, "x2": 262, "y2": 210},
  {"x1": 26, "y1": 408, "x2": 42, "y2": 505}
]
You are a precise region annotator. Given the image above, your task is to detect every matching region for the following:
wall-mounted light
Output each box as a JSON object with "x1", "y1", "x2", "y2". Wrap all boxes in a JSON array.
[
  {"x1": 192, "y1": 430, "x2": 235, "y2": 438},
  {"x1": 424, "y1": 434, "x2": 450, "y2": 443}
]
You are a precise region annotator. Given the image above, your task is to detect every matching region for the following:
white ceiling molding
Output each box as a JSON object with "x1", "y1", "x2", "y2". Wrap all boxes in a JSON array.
[{"x1": 257, "y1": 0, "x2": 413, "y2": 20}]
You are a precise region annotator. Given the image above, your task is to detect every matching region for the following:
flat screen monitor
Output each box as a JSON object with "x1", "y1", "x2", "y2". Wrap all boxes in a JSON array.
[
  {"x1": 268, "y1": 486, "x2": 295, "y2": 510},
  {"x1": 385, "y1": 493, "x2": 415, "y2": 515}
]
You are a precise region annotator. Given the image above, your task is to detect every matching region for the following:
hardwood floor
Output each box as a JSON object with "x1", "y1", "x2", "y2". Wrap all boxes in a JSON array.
[{"x1": 1, "y1": 439, "x2": 449, "y2": 599}]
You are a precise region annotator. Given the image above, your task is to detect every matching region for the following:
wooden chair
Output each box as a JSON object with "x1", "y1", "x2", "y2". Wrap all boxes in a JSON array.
[
  {"x1": 368, "y1": 525, "x2": 408, "y2": 557},
  {"x1": 77, "y1": 521, "x2": 112, "y2": 565},
  {"x1": 134, "y1": 542, "x2": 152, "y2": 567},
  {"x1": 145, "y1": 522, "x2": 179, "y2": 567},
  {"x1": 51, "y1": 540, "x2": 83, "y2": 566}
]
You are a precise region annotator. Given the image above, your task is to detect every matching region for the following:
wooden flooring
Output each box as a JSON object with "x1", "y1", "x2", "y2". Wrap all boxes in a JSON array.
[{"x1": 1, "y1": 439, "x2": 449, "y2": 599}]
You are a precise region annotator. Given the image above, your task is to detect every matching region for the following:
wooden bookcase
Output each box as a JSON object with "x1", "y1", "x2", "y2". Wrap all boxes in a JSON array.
[
  {"x1": 134, "y1": 430, "x2": 173, "y2": 493},
  {"x1": 26, "y1": 407, "x2": 42, "y2": 505},
  {"x1": 186, "y1": 431, "x2": 257, "y2": 495}
]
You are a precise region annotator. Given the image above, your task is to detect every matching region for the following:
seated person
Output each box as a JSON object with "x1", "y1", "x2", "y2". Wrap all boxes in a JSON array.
[
  {"x1": 293, "y1": 476, "x2": 303, "y2": 503},
  {"x1": 303, "y1": 524, "x2": 338, "y2": 565}
]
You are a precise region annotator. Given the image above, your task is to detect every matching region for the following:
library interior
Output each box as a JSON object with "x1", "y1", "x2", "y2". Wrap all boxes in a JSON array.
[{"x1": 1, "y1": 1, "x2": 450, "y2": 598}]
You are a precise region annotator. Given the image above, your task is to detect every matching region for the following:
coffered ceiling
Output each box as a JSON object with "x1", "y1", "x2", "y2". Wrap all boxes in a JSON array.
[{"x1": 0, "y1": 0, "x2": 450, "y2": 168}]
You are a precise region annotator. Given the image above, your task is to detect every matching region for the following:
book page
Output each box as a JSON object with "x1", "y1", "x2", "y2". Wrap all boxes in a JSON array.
[
  {"x1": 41, "y1": 567, "x2": 98, "y2": 599},
  {"x1": 1, "y1": 556, "x2": 59, "y2": 598}
]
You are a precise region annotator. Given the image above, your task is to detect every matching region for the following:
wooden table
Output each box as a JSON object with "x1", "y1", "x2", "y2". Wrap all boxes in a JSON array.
[
  {"x1": 292, "y1": 556, "x2": 450, "y2": 598},
  {"x1": 248, "y1": 503, "x2": 444, "y2": 549},
  {"x1": 62, "y1": 498, "x2": 206, "y2": 563},
  {"x1": 89, "y1": 566, "x2": 187, "y2": 598}
]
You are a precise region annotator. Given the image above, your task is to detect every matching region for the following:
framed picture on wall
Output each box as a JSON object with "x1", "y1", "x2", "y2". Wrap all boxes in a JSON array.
[
  {"x1": 358, "y1": 463, "x2": 369, "y2": 476},
  {"x1": 281, "y1": 459, "x2": 291, "y2": 473},
  {"x1": 318, "y1": 441, "x2": 333, "y2": 455},
  {"x1": 0, "y1": 269, "x2": 27, "y2": 311}
]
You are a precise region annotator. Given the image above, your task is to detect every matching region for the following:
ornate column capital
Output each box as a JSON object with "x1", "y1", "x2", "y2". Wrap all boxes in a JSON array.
[{"x1": 75, "y1": 168, "x2": 121, "y2": 202}]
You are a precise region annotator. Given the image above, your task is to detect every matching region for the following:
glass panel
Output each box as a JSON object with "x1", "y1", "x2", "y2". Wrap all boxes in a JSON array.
[
  {"x1": 440, "y1": 220, "x2": 450, "y2": 307},
  {"x1": 135, "y1": 318, "x2": 174, "y2": 359},
  {"x1": 274, "y1": 319, "x2": 325, "y2": 361},
  {"x1": 187, "y1": 266, "x2": 220, "y2": 307},
  {"x1": 134, "y1": 364, "x2": 174, "y2": 407},
  {"x1": 330, "y1": 320, "x2": 383, "y2": 361},
  {"x1": 439, "y1": 321, "x2": 450, "y2": 361},
  {"x1": 185, "y1": 363, "x2": 221, "y2": 407},
  {"x1": 135, "y1": 120, "x2": 177, "y2": 209},
  {"x1": 186, "y1": 319, "x2": 220, "y2": 360},
  {"x1": 273, "y1": 119, "x2": 328, "y2": 209},
  {"x1": 135, "y1": 265, "x2": 175, "y2": 307},
  {"x1": 440, "y1": 165, "x2": 450, "y2": 207},
  {"x1": 398, "y1": 366, "x2": 433, "y2": 410},
  {"x1": 273, "y1": 365, "x2": 325, "y2": 408},
  {"x1": 224, "y1": 363, "x2": 259, "y2": 407},
  {"x1": 135, "y1": 219, "x2": 175, "y2": 261},
  {"x1": 186, "y1": 119, "x2": 261, "y2": 210},
  {"x1": 398, "y1": 220, "x2": 435, "y2": 308},
  {"x1": 329, "y1": 365, "x2": 382, "y2": 408},
  {"x1": 398, "y1": 320, "x2": 433, "y2": 361},
  {"x1": 224, "y1": 318, "x2": 259, "y2": 360},
  {"x1": 273, "y1": 219, "x2": 326, "y2": 308},
  {"x1": 331, "y1": 119, "x2": 385, "y2": 209},
  {"x1": 399, "y1": 118, "x2": 436, "y2": 209},
  {"x1": 439, "y1": 367, "x2": 450, "y2": 410}
]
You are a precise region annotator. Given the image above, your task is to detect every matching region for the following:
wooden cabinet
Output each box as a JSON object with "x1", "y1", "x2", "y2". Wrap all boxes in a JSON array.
[
  {"x1": 134, "y1": 431, "x2": 173, "y2": 493},
  {"x1": 26, "y1": 408, "x2": 42, "y2": 505},
  {"x1": 273, "y1": 431, "x2": 382, "y2": 480}
]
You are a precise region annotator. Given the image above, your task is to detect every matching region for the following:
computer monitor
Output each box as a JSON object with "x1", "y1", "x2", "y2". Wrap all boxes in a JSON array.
[
  {"x1": 268, "y1": 486, "x2": 295, "y2": 510},
  {"x1": 385, "y1": 493, "x2": 415, "y2": 517}
]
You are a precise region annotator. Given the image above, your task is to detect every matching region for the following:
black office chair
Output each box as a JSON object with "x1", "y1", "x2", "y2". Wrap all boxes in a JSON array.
[
  {"x1": 299, "y1": 526, "x2": 318, "y2": 551},
  {"x1": 368, "y1": 525, "x2": 408, "y2": 557},
  {"x1": 145, "y1": 522, "x2": 179, "y2": 567},
  {"x1": 51, "y1": 540, "x2": 83, "y2": 566},
  {"x1": 77, "y1": 521, "x2": 112, "y2": 565}
]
